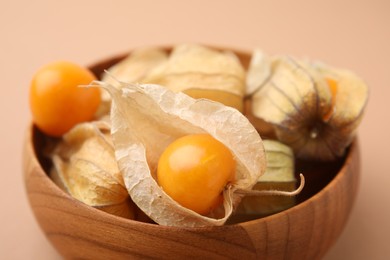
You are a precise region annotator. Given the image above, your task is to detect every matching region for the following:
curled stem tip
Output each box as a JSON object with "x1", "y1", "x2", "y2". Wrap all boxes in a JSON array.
[{"x1": 236, "y1": 173, "x2": 305, "y2": 197}]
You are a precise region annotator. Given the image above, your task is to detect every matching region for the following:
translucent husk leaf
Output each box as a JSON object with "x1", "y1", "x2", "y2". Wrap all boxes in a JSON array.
[
  {"x1": 96, "y1": 47, "x2": 168, "y2": 118},
  {"x1": 244, "y1": 98, "x2": 276, "y2": 139},
  {"x1": 142, "y1": 44, "x2": 246, "y2": 111},
  {"x1": 312, "y1": 61, "x2": 369, "y2": 128},
  {"x1": 244, "y1": 50, "x2": 277, "y2": 138},
  {"x1": 248, "y1": 51, "x2": 368, "y2": 161},
  {"x1": 99, "y1": 80, "x2": 266, "y2": 227},
  {"x1": 231, "y1": 140, "x2": 297, "y2": 220},
  {"x1": 259, "y1": 140, "x2": 295, "y2": 182},
  {"x1": 50, "y1": 120, "x2": 135, "y2": 219},
  {"x1": 246, "y1": 49, "x2": 272, "y2": 96},
  {"x1": 102, "y1": 47, "x2": 168, "y2": 87}
]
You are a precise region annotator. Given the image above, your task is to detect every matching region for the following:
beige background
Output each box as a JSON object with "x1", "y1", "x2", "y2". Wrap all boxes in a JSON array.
[{"x1": 1, "y1": 0, "x2": 389, "y2": 259}]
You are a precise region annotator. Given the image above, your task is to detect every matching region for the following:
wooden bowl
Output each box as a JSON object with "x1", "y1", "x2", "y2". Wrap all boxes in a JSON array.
[{"x1": 23, "y1": 49, "x2": 360, "y2": 259}]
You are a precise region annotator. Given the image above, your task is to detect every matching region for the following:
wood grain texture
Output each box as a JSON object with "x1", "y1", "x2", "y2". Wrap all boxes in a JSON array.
[
  {"x1": 23, "y1": 127, "x2": 360, "y2": 259},
  {"x1": 23, "y1": 48, "x2": 360, "y2": 259}
]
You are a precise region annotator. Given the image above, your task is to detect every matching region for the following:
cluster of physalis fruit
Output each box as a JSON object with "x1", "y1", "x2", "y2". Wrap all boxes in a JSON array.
[{"x1": 29, "y1": 44, "x2": 368, "y2": 227}]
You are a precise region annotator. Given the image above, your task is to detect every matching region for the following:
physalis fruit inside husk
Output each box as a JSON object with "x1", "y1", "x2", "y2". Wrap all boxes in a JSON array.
[
  {"x1": 94, "y1": 79, "x2": 303, "y2": 227},
  {"x1": 50, "y1": 119, "x2": 135, "y2": 219},
  {"x1": 229, "y1": 139, "x2": 298, "y2": 223},
  {"x1": 102, "y1": 44, "x2": 246, "y2": 113},
  {"x1": 246, "y1": 50, "x2": 368, "y2": 161}
]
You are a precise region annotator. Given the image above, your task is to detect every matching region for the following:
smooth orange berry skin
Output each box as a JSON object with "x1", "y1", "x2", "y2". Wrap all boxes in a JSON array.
[
  {"x1": 157, "y1": 134, "x2": 236, "y2": 215},
  {"x1": 29, "y1": 61, "x2": 101, "y2": 137}
]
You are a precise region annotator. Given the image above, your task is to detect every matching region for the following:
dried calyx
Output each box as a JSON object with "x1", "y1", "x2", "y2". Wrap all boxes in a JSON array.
[
  {"x1": 95, "y1": 80, "x2": 264, "y2": 227},
  {"x1": 100, "y1": 44, "x2": 246, "y2": 113},
  {"x1": 50, "y1": 120, "x2": 135, "y2": 219},
  {"x1": 97, "y1": 47, "x2": 168, "y2": 117},
  {"x1": 247, "y1": 50, "x2": 368, "y2": 161},
  {"x1": 235, "y1": 139, "x2": 304, "y2": 198},
  {"x1": 231, "y1": 140, "x2": 299, "y2": 221},
  {"x1": 142, "y1": 44, "x2": 246, "y2": 112},
  {"x1": 93, "y1": 79, "x2": 304, "y2": 227}
]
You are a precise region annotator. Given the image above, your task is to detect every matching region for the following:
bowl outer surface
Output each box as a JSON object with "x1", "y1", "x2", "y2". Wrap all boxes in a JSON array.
[{"x1": 24, "y1": 128, "x2": 360, "y2": 260}]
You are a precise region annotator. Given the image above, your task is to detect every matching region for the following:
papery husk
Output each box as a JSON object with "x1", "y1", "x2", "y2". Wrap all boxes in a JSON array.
[
  {"x1": 102, "y1": 47, "x2": 168, "y2": 87},
  {"x1": 246, "y1": 49, "x2": 271, "y2": 96},
  {"x1": 99, "y1": 80, "x2": 266, "y2": 227},
  {"x1": 231, "y1": 140, "x2": 297, "y2": 222},
  {"x1": 244, "y1": 98, "x2": 276, "y2": 139},
  {"x1": 50, "y1": 120, "x2": 135, "y2": 219},
  {"x1": 142, "y1": 44, "x2": 246, "y2": 112},
  {"x1": 96, "y1": 47, "x2": 168, "y2": 118},
  {"x1": 244, "y1": 50, "x2": 275, "y2": 137},
  {"x1": 258, "y1": 140, "x2": 295, "y2": 182},
  {"x1": 248, "y1": 50, "x2": 368, "y2": 161}
]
